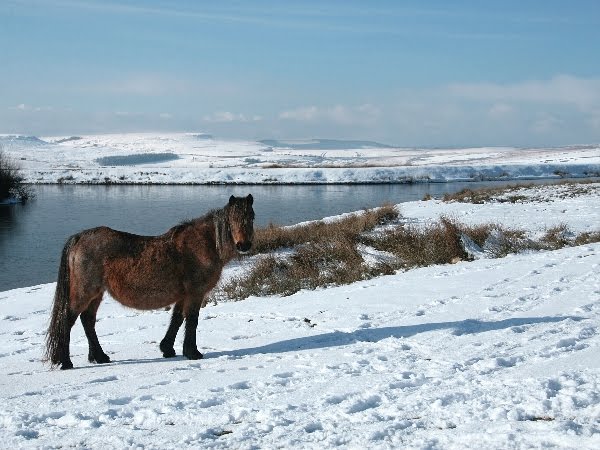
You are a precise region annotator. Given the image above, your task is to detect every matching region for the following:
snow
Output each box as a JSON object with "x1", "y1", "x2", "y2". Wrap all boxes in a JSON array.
[
  {"x1": 1, "y1": 182, "x2": 600, "y2": 449},
  {"x1": 1, "y1": 133, "x2": 599, "y2": 184}
]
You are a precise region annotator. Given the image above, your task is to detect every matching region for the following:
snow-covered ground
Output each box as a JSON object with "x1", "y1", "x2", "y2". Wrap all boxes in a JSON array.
[
  {"x1": 1, "y1": 183, "x2": 599, "y2": 449},
  {"x1": 1, "y1": 133, "x2": 599, "y2": 184}
]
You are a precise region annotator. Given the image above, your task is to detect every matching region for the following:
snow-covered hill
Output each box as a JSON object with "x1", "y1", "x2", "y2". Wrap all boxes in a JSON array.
[
  {"x1": 2, "y1": 133, "x2": 599, "y2": 184},
  {"x1": 1, "y1": 183, "x2": 599, "y2": 449}
]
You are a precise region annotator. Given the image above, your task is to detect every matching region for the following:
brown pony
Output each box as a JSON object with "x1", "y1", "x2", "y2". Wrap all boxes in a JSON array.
[{"x1": 45, "y1": 194, "x2": 254, "y2": 370}]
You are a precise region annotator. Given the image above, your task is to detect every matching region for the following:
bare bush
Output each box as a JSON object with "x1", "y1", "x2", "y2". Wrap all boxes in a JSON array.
[
  {"x1": 0, "y1": 149, "x2": 34, "y2": 202},
  {"x1": 252, "y1": 204, "x2": 398, "y2": 254},
  {"x1": 216, "y1": 201, "x2": 600, "y2": 302}
]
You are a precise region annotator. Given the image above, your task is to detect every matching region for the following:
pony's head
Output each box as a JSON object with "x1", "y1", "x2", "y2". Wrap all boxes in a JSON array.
[{"x1": 227, "y1": 194, "x2": 255, "y2": 254}]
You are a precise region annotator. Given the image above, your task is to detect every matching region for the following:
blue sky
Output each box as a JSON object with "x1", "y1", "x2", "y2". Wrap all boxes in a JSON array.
[{"x1": 1, "y1": 0, "x2": 599, "y2": 146}]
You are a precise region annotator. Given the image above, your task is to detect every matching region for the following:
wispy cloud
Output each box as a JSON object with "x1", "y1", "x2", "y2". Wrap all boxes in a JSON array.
[
  {"x1": 487, "y1": 103, "x2": 513, "y2": 119},
  {"x1": 203, "y1": 112, "x2": 262, "y2": 123},
  {"x1": 531, "y1": 113, "x2": 564, "y2": 134},
  {"x1": 279, "y1": 104, "x2": 380, "y2": 126},
  {"x1": 447, "y1": 75, "x2": 600, "y2": 110},
  {"x1": 8, "y1": 0, "x2": 533, "y2": 40},
  {"x1": 279, "y1": 106, "x2": 319, "y2": 121},
  {"x1": 78, "y1": 75, "x2": 193, "y2": 96},
  {"x1": 9, "y1": 103, "x2": 54, "y2": 112}
]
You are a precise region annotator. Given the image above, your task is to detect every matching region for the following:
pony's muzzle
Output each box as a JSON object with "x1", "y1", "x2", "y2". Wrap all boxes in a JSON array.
[{"x1": 236, "y1": 241, "x2": 252, "y2": 253}]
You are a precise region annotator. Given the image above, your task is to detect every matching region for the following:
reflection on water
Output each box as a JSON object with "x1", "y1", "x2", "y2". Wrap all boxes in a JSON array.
[
  {"x1": 0, "y1": 180, "x2": 586, "y2": 291},
  {"x1": 0, "y1": 203, "x2": 19, "y2": 245}
]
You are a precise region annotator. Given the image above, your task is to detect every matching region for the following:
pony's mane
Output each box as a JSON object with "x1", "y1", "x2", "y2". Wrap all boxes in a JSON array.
[
  {"x1": 169, "y1": 206, "x2": 233, "y2": 260},
  {"x1": 175, "y1": 207, "x2": 221, "y2": 229}
]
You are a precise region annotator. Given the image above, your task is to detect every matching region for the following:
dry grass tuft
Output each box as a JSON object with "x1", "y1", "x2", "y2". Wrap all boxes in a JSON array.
[
  {"x1": 251, "y1": 203, "x2": 398, "y2": 254},
  {"x1": 219, "y1": 205, "x2": 398, "y2": 300},
  {"x1": 442, "y1": 180, "x2": 599, "y2": 204},
  {"x1": 214, "y1": 198, "x2": 600, "y2": 302}
]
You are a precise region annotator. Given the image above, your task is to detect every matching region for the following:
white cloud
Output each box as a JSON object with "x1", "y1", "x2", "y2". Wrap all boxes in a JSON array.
[
  {"x1": 447, "y1": 75, "x2": 600, "y2": 110},
  {"x1": 531, "y1": 113, "x2": 564, "y2": 134},
  {"x1": 488, "y1": 103, "x2": 513, "y2": 118},
  {"x1": 585, "y1": 110, "x2": 600, "y2": 131},
  {"x1": 279, "y1": 104, "x2": 380, "y2": 126},
  {"x1": 279, "y1": 106, "x2": 319, "y2": 121},
  {"x1": 202, "y1": 112, "x2": 262, "y2": 123},
  {"x1": 9, "y1": 103, "x2": 53, "y2": 112}
]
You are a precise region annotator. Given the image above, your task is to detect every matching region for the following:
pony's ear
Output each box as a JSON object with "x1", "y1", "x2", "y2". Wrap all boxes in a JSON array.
[
  {"x1": 229, "y1": 195, "x2": 236, "y2": 206},
  {"x1": 246, "y1": 194, "x2": 253, "y2": 205}
]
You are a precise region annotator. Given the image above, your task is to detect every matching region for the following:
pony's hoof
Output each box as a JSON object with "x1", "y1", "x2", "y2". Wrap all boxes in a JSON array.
[
  {"x1": 183, "y1": 349, "x2": 203, "y2": 360},
  {"x1": 60, "y1": 361, "x2": 74, "y2": 370},
  {"x1": 96, "y1": 354, "x2": 111, "y2": 364},
  {"x1": 89, "y1": 352, "x2": 111, "y2": 364},
  {"x1": 160, "y1": 341, "x2": 176, "y2": 358},
  {"x1": 162, "y1": 349, "x2": 176, "y2": 358}
]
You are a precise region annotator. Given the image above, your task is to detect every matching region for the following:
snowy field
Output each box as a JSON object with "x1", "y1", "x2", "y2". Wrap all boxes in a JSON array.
[
  {"x1": 1, "y1": 183, "x2": 599, "y2": 449},
  {"x1": 1, "y1": 133, "x2": 599, "y2": 184}
]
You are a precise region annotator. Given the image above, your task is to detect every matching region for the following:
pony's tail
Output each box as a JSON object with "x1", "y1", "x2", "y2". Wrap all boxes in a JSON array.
[{"x1": 44, "y1": 235, "x2": 78, "y2": 367}]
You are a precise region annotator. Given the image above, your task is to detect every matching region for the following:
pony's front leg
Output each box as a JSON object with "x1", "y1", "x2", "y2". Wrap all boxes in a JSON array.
[
  {"x1": 160, "y1": 302, "x2": 184, "y2": 358},
  {"x1": 182, "y1": 304, "x2": 203, "y2": 360}
]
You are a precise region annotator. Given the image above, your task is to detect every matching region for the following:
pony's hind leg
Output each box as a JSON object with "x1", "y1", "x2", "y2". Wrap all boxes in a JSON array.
[
  {"x1": 182, "y1": 304, "x2": 203, "y2": 360},
  {"x1": 59, "y1": 309, "x2": 79, "y2": 370},
  {"x1": 80, "y1": 295, "x2": 111, "y2": 364},
  {"x1": 160, "y1": 302, "x2": 184, "y2": 358}
]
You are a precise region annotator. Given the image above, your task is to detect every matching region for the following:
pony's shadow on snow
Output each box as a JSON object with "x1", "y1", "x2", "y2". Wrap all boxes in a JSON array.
[{"x1": 206, "y1": 315, "x2": 584, "y2": 360}]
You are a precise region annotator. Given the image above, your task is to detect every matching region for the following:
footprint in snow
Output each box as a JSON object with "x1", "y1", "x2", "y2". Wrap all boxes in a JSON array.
[
  {"x1": 231, "y1": 335, "x2": 252, "y2": 340},
  {"x1": 324, "y1": 393, "x2": 350, "y2": 405},
  {"x1": 197, "y1": 397, "x2": 224, "y2": 408},
  {"x1": 89, "y1": 375, "x2": 118, "y2": 384},
  {"x1": 108, "y1": 396, "x2": 132, "y2": 405},
  {"x1": 23, "y1": 390, "x2": 42, "y2": 396},
  {"x1": 346, "y1": 395, "x2": 382, "y2": 414},
  {"x1": 228, "y1": 381, "x2": 251, "y2": 390},
  {"x1": 2, "y1": 315, "x2": 23, "y2": 321},
  {"x1": 304, "y1": 422, "x2": 323, "y2": 433},
  {"x1": 272, "y1": 372, "x2": 295, "y2": 379}
]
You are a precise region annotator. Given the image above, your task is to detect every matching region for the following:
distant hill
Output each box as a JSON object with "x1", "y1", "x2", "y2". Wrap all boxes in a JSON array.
[{"x1": 259, "y1": 139, "x2": 395, "y2": 150}]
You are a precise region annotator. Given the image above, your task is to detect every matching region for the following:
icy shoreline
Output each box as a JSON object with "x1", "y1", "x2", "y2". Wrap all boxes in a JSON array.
[{"x1": 18, "y1": 163, "x2": 600, "y2": 185}]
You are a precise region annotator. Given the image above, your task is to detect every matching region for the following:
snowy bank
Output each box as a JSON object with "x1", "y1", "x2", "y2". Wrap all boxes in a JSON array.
[
  {"x1": 1, "y1": 245, "x2": 599, "y2": 449},
  {"x1": 2, "y1": 133, "x2": 599, "y2": 184}
]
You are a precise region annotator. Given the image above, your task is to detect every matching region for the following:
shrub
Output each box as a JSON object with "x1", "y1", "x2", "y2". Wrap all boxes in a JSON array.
[
  {"x1": 214, "y1": 201, "x2": 600, "y2": 302},
  {"x1": 0, "y1": 149, "x2": 33, "y2": 202},
  {"x1": 252, "y1": 203, "x2": 398, "y2": 254},
  {"x1": 363, "y1": 216, "x2": 469, "y2": 267},
  {"x1": 218, "y1": 205, "x2": 399, "y2": 300},
  {"x1": 541, "y1": 224, "x2": 572, "y2": 250}
]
